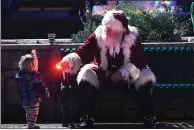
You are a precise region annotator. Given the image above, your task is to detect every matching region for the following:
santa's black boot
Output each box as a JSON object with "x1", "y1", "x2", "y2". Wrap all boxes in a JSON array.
[
  {"x1": 79, "y1": 114, "x2": 94, "y2": 129},
  {"x1": 143, "y1": 114, "x2": 156, "y2": 128},
  {"x1": 137, "y1": 81, "x2": 156, "y2": 128},
  {"x1": 77, "y1": 81, "x2": 97, "y2": 129}
]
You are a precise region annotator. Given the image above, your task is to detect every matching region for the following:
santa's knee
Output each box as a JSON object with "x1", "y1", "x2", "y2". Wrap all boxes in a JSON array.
[
  {"x1": 76, "y1": 64, "x2": 99, "y2": 116},
  {"x1": 134, "y1": 68, "x2": 156, "y2": 94},
  {"x1": 77, "y1": 64, "x2": 99, "y2": 100},
  {"x1": 77, "y1": 64, "x2": 100, "y2": 91}
]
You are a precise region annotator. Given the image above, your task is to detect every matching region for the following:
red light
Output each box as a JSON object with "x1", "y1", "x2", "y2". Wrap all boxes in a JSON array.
[
  {"x1": 56, "y1": 63, "x2": 62, "y2": 70},
  {"x1": 55, "y1": 61, "x2": 70, "y2": 71}
]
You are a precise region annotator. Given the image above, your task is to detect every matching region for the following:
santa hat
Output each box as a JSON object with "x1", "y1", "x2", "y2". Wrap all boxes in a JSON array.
[{"x1": 102, "y1": 10, "x2": 129, "y2": 34}]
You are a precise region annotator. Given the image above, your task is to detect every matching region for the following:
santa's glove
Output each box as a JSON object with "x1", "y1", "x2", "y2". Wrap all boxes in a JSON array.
[{"x1": 119, "y1": 63, "x2": 140, "y2": 82}]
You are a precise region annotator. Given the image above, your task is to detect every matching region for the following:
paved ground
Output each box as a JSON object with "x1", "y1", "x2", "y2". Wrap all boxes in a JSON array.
[
  {"x1": 1, "y1": 124, "x2": 66, "y2": 129},
  {"x1": 1, "y1": 122, "x2": 194, "y2": 129}
]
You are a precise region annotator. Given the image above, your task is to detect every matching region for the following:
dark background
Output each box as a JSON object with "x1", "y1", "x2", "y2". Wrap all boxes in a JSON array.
[{"x1": 1, "y1": 0, "x2": 193, "y2": 39}]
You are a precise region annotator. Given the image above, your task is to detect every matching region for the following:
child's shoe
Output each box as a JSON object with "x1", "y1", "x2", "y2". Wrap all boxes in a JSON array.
[{"x1": 28, "y1": 125, "x2": 40, "y2": 129}]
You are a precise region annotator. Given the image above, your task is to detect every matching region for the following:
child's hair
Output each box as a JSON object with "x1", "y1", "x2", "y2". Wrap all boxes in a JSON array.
[{"x1": 18, "y1": 50, "x2": 38, "y2": 71}]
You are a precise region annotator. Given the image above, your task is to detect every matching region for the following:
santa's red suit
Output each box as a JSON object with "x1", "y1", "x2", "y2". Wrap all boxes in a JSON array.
[{"x1": 59, "y1": 10, "x2": 156, "y2": 128}]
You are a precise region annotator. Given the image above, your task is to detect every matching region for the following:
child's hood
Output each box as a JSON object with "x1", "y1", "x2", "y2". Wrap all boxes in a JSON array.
[{"x1": 15, "y1": 70, "x2": 39, "y2": 81}]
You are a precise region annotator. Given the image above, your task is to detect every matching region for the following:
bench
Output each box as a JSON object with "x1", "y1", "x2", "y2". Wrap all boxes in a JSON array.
[{"x1": 59, "y1": 46, "x2": 194, "y2": 126}]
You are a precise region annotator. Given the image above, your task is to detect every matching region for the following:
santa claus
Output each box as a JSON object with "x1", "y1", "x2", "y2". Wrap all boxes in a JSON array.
[{"x1": 57, "y1": 10, "x2": 157, "y2": 128}]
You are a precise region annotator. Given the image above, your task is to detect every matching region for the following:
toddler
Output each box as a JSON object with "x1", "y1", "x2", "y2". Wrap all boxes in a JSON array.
[{"x1": 15, "y1": 50, "x2": 50, "y2": 129}]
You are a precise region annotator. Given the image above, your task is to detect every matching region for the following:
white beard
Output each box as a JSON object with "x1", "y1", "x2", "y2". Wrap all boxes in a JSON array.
[
  {"x1": 102, "y1": 34, "x2": 123, "y2": 57},
  {"x1": 94, "y1": 25, "x2": 139, "y2": 71},
  {"x1": 103, "y1": 33, "x2": 122, "y2": 48}
]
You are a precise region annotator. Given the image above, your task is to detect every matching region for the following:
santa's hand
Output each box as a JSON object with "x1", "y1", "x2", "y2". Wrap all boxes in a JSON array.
[
  {"x1": 110, "y1": 70, "x2": 123, "y2": 82},
  {"x1": 56, "y1": 61, "x2": 70, "y2": 71}
]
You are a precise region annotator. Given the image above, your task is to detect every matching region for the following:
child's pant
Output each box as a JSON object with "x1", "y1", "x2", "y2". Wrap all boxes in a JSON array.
[{"x1": 23, "y1": 103, "x2": 40, "y2": 128}]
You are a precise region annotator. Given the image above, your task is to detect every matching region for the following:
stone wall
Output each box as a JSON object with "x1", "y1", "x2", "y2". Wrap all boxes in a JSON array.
[{"x1": 2, "y1": 42, "x2": 194, "y2": 123}]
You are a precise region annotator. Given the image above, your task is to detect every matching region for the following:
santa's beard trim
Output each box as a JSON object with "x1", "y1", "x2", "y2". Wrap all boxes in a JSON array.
[
  {"x1": 95, "y1": 25, "x2": 138, "y2": 71},
  {"x1": 101, "y1": 27, "x2": 122, "y2": 48}
]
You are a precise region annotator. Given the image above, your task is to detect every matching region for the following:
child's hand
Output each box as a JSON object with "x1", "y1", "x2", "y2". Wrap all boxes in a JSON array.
[{"x1": 46, "y1": 92, "x2": 50, "y2": 99}]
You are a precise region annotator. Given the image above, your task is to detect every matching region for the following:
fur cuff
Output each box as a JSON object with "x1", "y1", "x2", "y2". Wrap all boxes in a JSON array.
[
  {"x1": 119, "y1": 63, "x2": 140, "y2": 83},
  {"x1": 77, "y1": 64, "x2": 100, "y2": 89},
  {"x1": 134, "y1": 68, "x2": 156, "y2": 90},
  {"x1": 62, "y1": 52, "x2": 82, "y2": 75}
]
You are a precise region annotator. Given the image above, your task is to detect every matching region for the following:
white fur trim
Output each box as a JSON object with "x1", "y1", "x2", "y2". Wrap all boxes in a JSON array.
[
  {"x1": 128, "y1": 25, "x2": 139, "y2": 36},
  {"x1": 122, "y1": 33, "x2": 137, "y2": 64},
  {"x1": 61, "y1": 53, "x2": 82, "y2": 75},
  {"x1": 100, "y1": 47, "x2": 108, "y2": 71},
  {"x1": 121, "y1": 26, "x2": 139, "y2": 64},
  {"x1": 77, "y1": 64, "x2": 100, "y2": 89},
  {"x1": 95, "y1": 25, "x2": 108, "y2": 71},
  {"x1": 119, "y1": 63, "x2": 140, "y2": 83},
  {"x1": 134, "y1": 68, "x2": 156, "y2": 90}
]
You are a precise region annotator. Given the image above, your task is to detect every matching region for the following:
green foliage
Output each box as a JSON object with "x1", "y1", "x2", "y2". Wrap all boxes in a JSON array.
[
  {"x1": 72, "y1": 1, "x2": 192, "y2": 43},
  {"x1": 71, "y1": 1, "x2": 99, "y2": 43},
  {"x1": 71, "y1": 15, "x2": 98, "y2": 43},
  {"x1": 117, "y1": 1, "x2": 191, "y2": 42}
]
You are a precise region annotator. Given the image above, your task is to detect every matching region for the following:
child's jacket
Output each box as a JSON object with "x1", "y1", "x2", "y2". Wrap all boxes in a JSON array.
[{"x1": 15, "y1": 70, "x2": 49, "y2": 106}]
